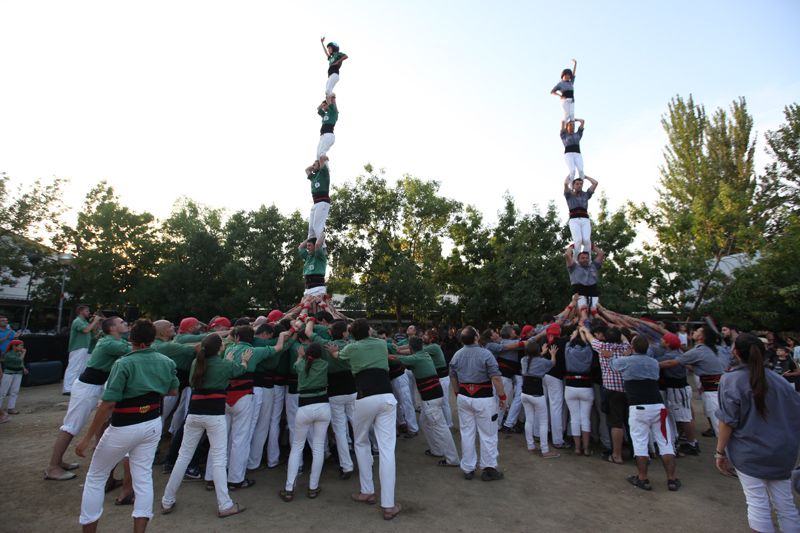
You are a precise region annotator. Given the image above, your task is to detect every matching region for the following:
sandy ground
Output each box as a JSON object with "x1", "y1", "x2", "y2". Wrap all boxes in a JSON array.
[{"x1": 0, "y1": 383, "x2": 770, "y2": 533}]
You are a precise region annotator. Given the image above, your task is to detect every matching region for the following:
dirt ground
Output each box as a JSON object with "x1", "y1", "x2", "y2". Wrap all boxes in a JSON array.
[{"x1": 0, "y1": 383, "x2": 774, "y2": 533}]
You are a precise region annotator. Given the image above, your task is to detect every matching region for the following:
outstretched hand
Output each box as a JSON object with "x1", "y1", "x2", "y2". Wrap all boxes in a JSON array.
[{"x1": 241, "y1": 349, "x2": 253, "y2": 366}]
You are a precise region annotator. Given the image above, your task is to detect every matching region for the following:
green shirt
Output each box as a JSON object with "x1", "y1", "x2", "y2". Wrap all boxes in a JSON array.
[
  {"x1": 313, "y1": 325, "x2": 331, "y2": 340},
  {"x1": 153, "y1": 339, "x2": 197, "y2": 372},
  {"x1": 300, "y1": 247, "x2": 327, "y2": 277},
  {"x1": 337, "y1": 337, "x2": 389, "y2": 375},
  {"x1": 396, "y1": 350, "x2": 437, "y2": 380},
  {"x1": 174, "y1": 333, "x2": 207, "y2": 344},
  {"x1": 424, "y1": 343, "x2": 447, "y2": 370},
  {"x1": 68, "y1": 317, "x2": 91, "y2": 352},
  {"x1": 102, "y1": 347, "x2": 179, "y2": 402},
  {"x1": 86, "y1": 336, "x2": 131, "y2": 373},
  {"x1": 328, "y1": 51, "x2": 345, "y2": 66},
  {"x1": 224, "y1": 341, "x2": 280, "y2": 372},
  {"x1": 253, "y1": 337, "x2": 281, "y2": 372},
  {"x1": 318, "y1": 103, "x2": 338, "y2": 126},
  {"x1": 190, "y1": 355, "x2": 247, "y2": 390},
  {"x1": 294, "y1": 358, "x2": 328, "y2": 397},
  {"x1": 1, "y1": 351, "x2": 25, "y2": 373},
  {"x1": 308, "y1": 166, "x2": 330, "y2": 198},
  {"x1": 310, "y1": 335, "x2": 351, "y2": 373}
]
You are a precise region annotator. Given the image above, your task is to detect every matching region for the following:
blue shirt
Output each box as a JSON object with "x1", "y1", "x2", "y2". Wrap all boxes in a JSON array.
[
  {"x1": 611, "y1": 354, "x2": 660, "y2": 381},
  {"x1": 0, "y1": 326, "x2": 15, "y2": 354},
  {"x1": 522, "y1": 357, "x2": 553, "y2": 378},
  {"x1": 449, "y1": 344, "x2": 500, "y2": 383}
]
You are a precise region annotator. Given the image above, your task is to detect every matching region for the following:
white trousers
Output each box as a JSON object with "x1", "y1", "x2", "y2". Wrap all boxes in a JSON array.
[
  {"x1": 247, "y1": 386, "x2": 275, "y2": 469},
  {"x1": 420, "y1": 397, "x2": 459, "y2": 465},
  {"x1": 317, "y1": 133, "x2": 335, "y2": 159},
  {"x1": 353, "y1": 393, "x2": 397, "y2": 508},
  {"x1": 79, "y1": 418, "x2": 160, "y2": 525},
  {"x1": 504, "y1": 375, "x2": 524, "y2": 428},
  {"x1": 286, "y1": 402, "x2": 331, "y2": 491},
  {"x1": 63, "y1": 348, "x2": 89, "y2": 393},
  {"x1": 405, "y1": 370, "x2": 417, "y2": 410},
  {"x1": 564, "y1": 152, "x2": 584, "y2": 181},
  {"x1": 286, "y1": 392, "x2": 299, "y2": 441},
  {"x1": 521, "y1": 393, "x2": 550, "y2": 452},
  {"x1": 628, "y1": 403, "x2": 674, "y2": 457},
  {"x1": 60, "y1": 379, "x2": 103, "y2": 435},
  {"x1": 205, "y1": 395, "x2": 253, "y2": 484},
  {"x1": 162, "y1": 414, "x2": 233, "y2": 512},
  {"x1": 391, "y1": 374, "x2": 418, "y2": 433},
  {"x1": 308, "y1": 201, "x2": 331, "y2": 241},
  {"x1": 565, "y1": 386, "x2": 594, "y2": 435},
  {"x1": 164, "y1": 386, "x2": 191, "y2": 435},
  {"x1": 702, "y1": 389, "x2": 721, "y2": 435},
  {"x1": 439, "y1": 376, "x2": 453, "y2": 428},
  {"x1": 303, "y1": 285, "x2": 327, "y2": 297},
  {"x1": 544, "y1": 375, "x2": 565, "y2": 445},
  {"x1": 0, "y1": 373, "x2": 23, "y2": 409},
  {"x1": 329, "y1": 393, "x2": 356, "y2": 472},
  {"x1": 736, "y1": 469, "x2": 800, "y2": 533},
  {"x1": 325, "y1": 73, "x2": 339, "y2": 96},
  {"x1": 456, "y1": 395, "x2": 498, "y2": 473},
  {"x1": 266, "y1": 385, "x2": 286, "y2": 467},
  {"x1": 568, "y1": 217, "x2": 592, "y2": 255},
  {"x1": 561, "y1": 97, "x2": 575, "y2": 122}
]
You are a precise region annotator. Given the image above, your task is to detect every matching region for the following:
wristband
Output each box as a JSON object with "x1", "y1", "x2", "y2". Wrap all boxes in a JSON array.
[
  {"x1": 498, "y1": 394, "x2": 507, "y2": 401},
  {"x1": 302, "y1": 304, "x2": 310, "y2": 309},
  {"x1": 567, "y1": 305, "x2": 574, "y2": 310},
  {"x1": 517, "y1": 341, "x2": 525, "y2": 349},
  {"x1": 288, "y1": 327, "x2": 296, "y2": 334},
  {"x1": 307, "y1": 316, "x2": 316, "y2": 323},
  {"x1": 715, "y1": 450, "x2": 726, "y2": 456}
]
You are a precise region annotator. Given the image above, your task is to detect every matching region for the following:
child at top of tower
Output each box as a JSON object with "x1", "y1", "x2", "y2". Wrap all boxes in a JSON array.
[
  {"x1": 321, "y1": 37, "x2": 348, "y2": 104},
  {"x1": 551, "y1": 58, "x2": 577, "y2": 122}
]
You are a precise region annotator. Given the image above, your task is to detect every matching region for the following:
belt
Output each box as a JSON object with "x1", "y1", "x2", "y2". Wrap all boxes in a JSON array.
[{"x1": 113, "y1": 404, "x2": 159, "y2": 414}]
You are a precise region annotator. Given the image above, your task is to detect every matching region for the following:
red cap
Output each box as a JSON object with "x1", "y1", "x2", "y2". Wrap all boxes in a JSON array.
[
  {"x1": 520, "y1": 324, "x2": 534, "y2": 339},
  {"x1": 546, "y1": 323, "x2": 561, "y2": 338},
  {"x1": 208, "y1": 317, "x2": 231, "y2": 329},
  {"x1": 178, "y1": 317, "x2": 200, "y2": 334},
  {"x1": 6, "y1": 339, "x2": 23, "y2": 352},
  {"x1": 662, "y1": 333, "x2": 681, "y2": 350},
  {"x1": 267, "y1": 309, "x2": 284, "y2": 323}
]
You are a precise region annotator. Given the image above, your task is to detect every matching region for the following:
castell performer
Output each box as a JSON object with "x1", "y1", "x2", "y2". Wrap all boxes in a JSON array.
[
  {"x1": 449, "y1": 326, "x2": 507, "y2": 481},
  {"x1": 321, "y1": 37, "x2": 348, "y2": 103},
  {"x1": 161, "y1": 334, "x2": 249, "y2": 518},
  {"x1": 305, "y1": 160, "x2": 331, "y2": 243},
  {"x1": 551, "y1": 58, "x2": 577, "y2": 121},
  {"x1": 560, "y1": 119, "x2": 588, "y2": 182},
  {"x1": 565, "y1": 243, "x2": 605, "y2": 322},
  {"x1": 76, "y1": 319, "x2": 179, "y2": 533},
  {"x1": 564, "y1": 175, "x2": 597, "y2": 255},
  {"x1": 298, "y1": 233, "x2": 327, "y2": 297},
  {"x1": 316, "y1": 97, "x2": 338, "y2": 166},
  {"x1": 328, "y1": 318, "x2": 401, "y2": 520}
]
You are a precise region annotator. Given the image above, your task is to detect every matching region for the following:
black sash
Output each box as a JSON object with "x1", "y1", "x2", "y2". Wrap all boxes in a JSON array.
[
  {"x1": 79, "y1": 366, "x2": 109, "y2": 385},
  {"x1": 189, "y1": 389, "x2": 227, "y2": 415},
  {"x1": 328, "y1": 370, "x2": 357, "y2": 397},
  {"x1": 458, "y1": 382, "x2": 493, "y2": 398},
  {"x1": 624, "y1": 379, "x2": 663, "y2": 405},
  {"x1": 415, "y1": 375, "x2": 444, "y2": 401},
  {"x1": 111, "y1": 392, "x2": 162, "y2": 427},
  {"x1": 522, "y1": 375, "x2": 545, "y2": 396},
  {"x1": 355, "y1": 368, "x2": 392, "y2": 399}
]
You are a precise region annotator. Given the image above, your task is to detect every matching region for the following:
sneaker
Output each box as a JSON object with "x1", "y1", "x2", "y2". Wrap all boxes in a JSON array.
[
  {"x1": 679, "y1": 442, "x2": 700, "y2": 456},
  {"x1": 338, "y1": 467, "x2": 352, "y2": 480},
  {"x1": 481, "y1": 467, "x2": 504, "y2": 481},
  {"x1": 184, "y1": 466, "x2": 202, "y2": 480},
  {"x1": 499, "y1": 426, "x2": 514, "y2": 434},
  {"x1": 701, "y1": 428, "x2": 715, "y2": 438},
  {"x1": 463, "y1": 470, "x2": 475, "y2": 480}
]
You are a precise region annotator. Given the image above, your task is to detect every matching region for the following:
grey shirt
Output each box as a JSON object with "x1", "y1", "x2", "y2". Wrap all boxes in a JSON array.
[
  {"x1": 611, "y1": 354, "x2": 660, "y2": 381},
  {"x1": 677, "y1": 344, "x2": 725, "y2": 376},
  {"x1": 717, "y1": 366, "x2": 800, "y2": 479},
  {"x1": 552, "y1": 78, "x2": 575, "y2": 96},
  {"x1": 565, "y1": 344, "x2": 593, "y2": 374},
  {"x1": 522, "y1": 357, "x2": 553, "y2": 378},
  {"x1": 564, "y1": 189, "x2": 593, "y2": 212},
  {"x1": 568, "y1": 261, "x2": 601, "y2": 286},
  {"x1": 655, "y1": 349, "x2": 688, "y2": 381},
  {"x1": 450, "y1": 344, "x2": 501, "y2": 383},
  {"x1": 560, "y1": 126, "x2": 584, "y2": 149}
]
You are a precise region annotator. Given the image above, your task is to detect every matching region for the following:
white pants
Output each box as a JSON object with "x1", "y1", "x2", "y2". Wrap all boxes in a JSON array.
[
  {"x1": 497, "y1": 376, "x2": 513, "y2": 428},
  {"x1": 79, "y1": 418, "x2": 161, "y2": 525},
  {"x1": 247, "y1": 386, "x2": 275, "y2": 469},
  {"x1": 439, "y1": 376, "x2": 453, "y2": 428},
  {"x1": 165, "y1": 386, "x2": 191, "y2": 435},
  {"x1": 565, "y1": 386, "x2": 594, "y2": 435},
  {"x1": 286, "y1": 392, "x2": 299, "y2": 441},
  {"x1": 63, "y1": 348, "x2": 89, "y2": 393},
  {"x1": 568, "y1": 217, "x2": 592, "y2": 255},
  {"x1": 163, "y1": 414, "x2": 233, "y2": 512},
  {"x1": 391, "y1": 374, "x2": 418, "y2": 433},
  {"x1": 325, "y1": 73, "x2": 339, "y2": 96},
  {"x1": 405, "y1": 370, "x2": 417, "y2": 410},
  {"x1": 60, "y1": 379, "x2": 104, "y2": 435},
  {"x1": 702, "y1": 389, "x2": 720, "y2": 435},
  {"x1": 352, "y1": 393, "x2": 397, "y2": 508},
  {"x1": 303, "y1": 285, "x2": 327, "y2": 297},
  {"x1": 736, "y1": 470, "x2": 800, "y2": 533},
  {"x1": 286, "y1": 402, "x2": 331, "y2": 491},
  {"x1": 628, "y1": 403, "x2": 674, "y2": 457},
  {"x1": 205, "y1": 395, "x2": 253, "y2": 484},
  {"x1": 544, "y1": 375, "x2": 565, "y2": 445},
  {"x1": 521, "y1": 393, "x2": 550, "y2": 452},
  {"x1": 266, "y1": 385, "x2": 286, "y2": 467},
  {"x1": 329, "y1": 393, "x2": 356, "y2": 472},
  {"x1": 456, "y1": 395, "x2": 498, "y2": 473},
  {"x1": 564, "y1": 152, "x2": 584, "y2": 181},
  {"x1": 561, "y1": 97, "x2": 574, "y2": 122},
  {"x1": 308, "y1": 201, "x2": 331, "y2": 241},
  {"x1": 317, "y1": 133, "x2": 335, "y2": 159},
  {"x1": 0, "y1": 373, "x2": 23, "y2": 409},
  {"x1": 420, "y1": 397, "x2": 459, "y2": 465},
  {"x1": 504, "y1": 375, "x2": 524, "y2": 428}
]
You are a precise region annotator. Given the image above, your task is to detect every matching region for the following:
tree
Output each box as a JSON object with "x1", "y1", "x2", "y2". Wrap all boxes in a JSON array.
[{"x1": 758, "y1": 103, "x2": 800, "y2": 235}]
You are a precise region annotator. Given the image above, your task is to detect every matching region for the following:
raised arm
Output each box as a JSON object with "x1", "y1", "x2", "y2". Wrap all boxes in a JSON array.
[
  {"x1": 563, "y1": 175, "x2": 571, "y2": 194},
  {"x1": 585, "y1": 175, "x2": 598, "y2": 192},
  {"x1": 320, "y1": 36, "x2": 330, "y2": 58},
  {"x1": 565, "y1": 244, "x2": 575, "y2": 267},
  {"x1": 592, "y1": 244, "x2": 605, "y2": 264},
  {"x1": 315, "y1": 232, "x2": 326, "y2": 251},
  {"x1": 571, "y1": 58, "x2": 577, "y2": 78}
]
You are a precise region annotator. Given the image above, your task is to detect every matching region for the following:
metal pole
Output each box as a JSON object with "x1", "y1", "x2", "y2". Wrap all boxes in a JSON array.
[{"x1": 57, "y1": 267, "x2": 67, "y2": 334}]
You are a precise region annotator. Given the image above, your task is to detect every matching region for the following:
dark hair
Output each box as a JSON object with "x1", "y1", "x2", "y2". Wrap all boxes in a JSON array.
[
  {"x1": 540, "y1": 314, "x2": 554, "y2": 324},
  {"x1": 326, "y1": 42, "x2": 339, "y2": 53},
  {"x1": 315, "y1": 311, "x2": 334, "y2": 324},
  {"x1": 76, "y1": 304, "x2": 90, "y2": 313},
  {"x1": 561, "y1": 324, "x2": 576, "y2": 338},
  {"x1": 409, "y1": 336, "x2": 424, "y2": 352},
  {"x1": 734, "y1": 333, "x2": 768, "y2": 417},
  {"x1": 255, "y1": 323, "x2": 275, "y2": 336},
  {"x1": 101, "y1": 317, "x2": 119, "y2": 335},
  {"x1": 665, "y1": 322, "x2": 678, "y2": 334},
  {"x1": 699, "y1": 325, "x2": 719, "y2": 353},
  {"x1": 605, "y1": 327, "x2": 621, "y2": 344},
  {"x1": 500, "y1": 325, "x2": 514, "y2": 339},
  {"x1": 234, "y1": 317, "x2": 251, "y2": 327},
  {"x1": 525, "y1": 340, "x2": 541, "y2": 358},
  {"x1": 191, "y1": 334, "x2": 222, "y2": 389},
  {"x1": 480, "y1": 328, "x2": 495, "y2": 345},
  {"x1": 278, "y1": 318, "x2": 293, "y2": 331},
  {"x1": 330, "y1": 320, "x2": 348, "y2": 340},
  {"x1": 273, "y1": 323, "x2": 286, "y2": 335},
  {"x1": 234, "y1": 325, "x2": 254, "y2": 344},
  {"x1": 631, "y1": 335, "x2": 649, "y2": 355},
  {"x1": 350, "y1": 318, "x2": 370, "y2": 341},
  {"x1": 426, "y1": 328, "x2": 439, "y2": 343},
  {"x1": 129, "y1": 319, "x2": 156, "y2": 345},
  {"x1": 561, "y1": 68, "x2": 573, "y2": 78},
  {"x1": 460, "y1": 327, "x2": 478, "y2": 345},
  {"x1": 304, "y1": 342, "x2": 323, "y2": 375}
]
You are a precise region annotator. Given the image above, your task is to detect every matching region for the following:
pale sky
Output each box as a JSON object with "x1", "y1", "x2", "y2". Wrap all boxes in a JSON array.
[{"x1": 1, "y1": 0, "x2": 798, "y2": 229}]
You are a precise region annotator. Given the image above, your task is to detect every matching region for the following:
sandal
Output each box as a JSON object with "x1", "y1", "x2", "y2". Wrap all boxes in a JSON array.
[
  {"x1": 608, "y1": 455, "x2": 624, "y2": 465},
  {"x1": 218, "y1": 503, "x2": 246, "y2": 518},
  {"x1": 205, "y1": 481, "x2": 215, "y2": 491},
  {"x1": 228, "y1": 479, "x2": 256, "y2": 490},
  {"x1": 105, "y1": 478, "x2": 123, "y2": 494},
  {"x1": 307, "y1": 487, "x2": 322, "y2": 499},
  {"x1": 278, "y1": 489, "x2": 294, "y2": 502},
  {"x1": 351, "y1": 492, "x2": 377, "y2": 505},
  {"x1": 114, "y1": 493, "x2": 135, "y2": 505},
  {"x1": 43, "y1": 470, "x2": 76, "y2": 481},
  {"x1": 667, "y1": 478, "x2": 682, "y2": 491},
  {"x1": 626, "y1": 474, "x2": 652, "y2": 491},
  {"x1": 382, "y1": 503, "x2": 402, "y2": 520}
]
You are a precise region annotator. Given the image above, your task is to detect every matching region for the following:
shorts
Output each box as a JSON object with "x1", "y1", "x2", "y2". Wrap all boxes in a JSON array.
[{"x1": 603, "y1": 389, "x2": 628, "y2": 429}]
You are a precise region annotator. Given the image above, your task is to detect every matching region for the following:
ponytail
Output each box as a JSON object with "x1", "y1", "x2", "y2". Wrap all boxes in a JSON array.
[
  {"x1": 734, "y1": 333, "x2": 768, "y2": 418},
  {"x1": 305, "y1": 342, "x2": 323, "y2": 375},
  {"x1": 191, "y1": 334, "x2": 222, "y2": 390}
]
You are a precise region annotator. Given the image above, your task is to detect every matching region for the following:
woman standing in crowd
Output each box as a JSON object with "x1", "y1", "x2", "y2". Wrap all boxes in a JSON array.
[
  {"x1": 564, "y1": 328, "x2": 594, "y2": 456},
  {"x1": 520, "y1": 341, "x2": 559, "y2": 458},
  {"x1": 0, "y1": 339, "x2": 28, "y2": 419}
]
